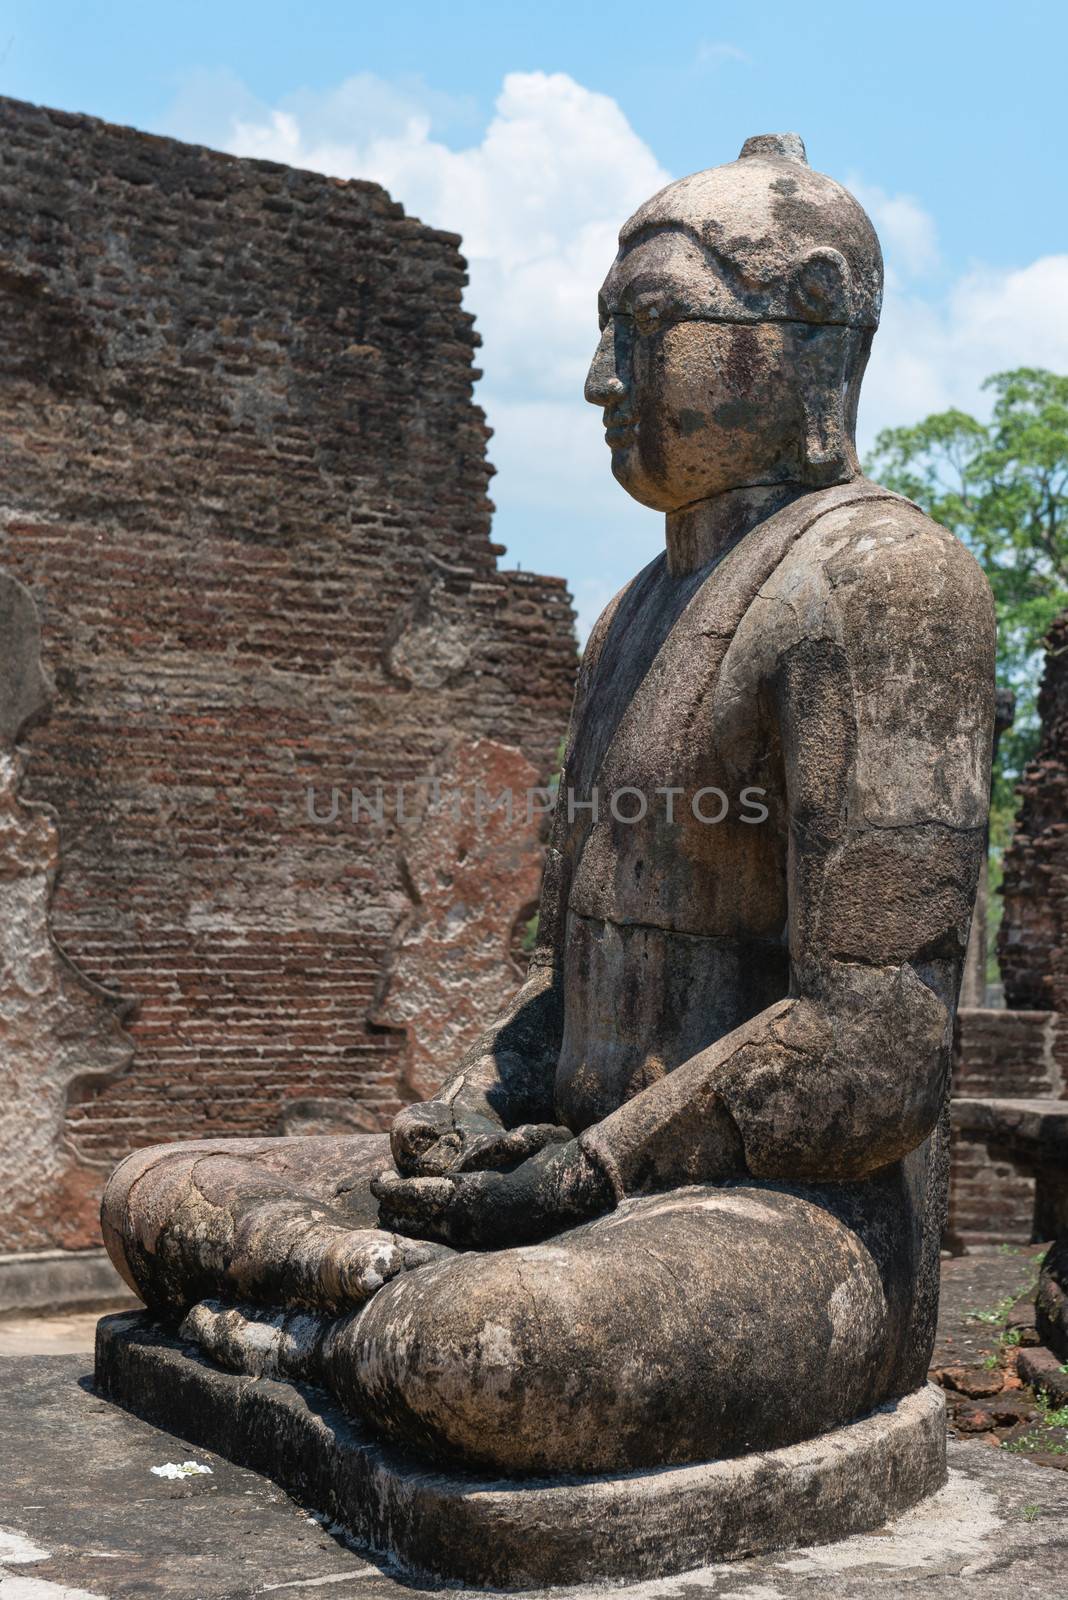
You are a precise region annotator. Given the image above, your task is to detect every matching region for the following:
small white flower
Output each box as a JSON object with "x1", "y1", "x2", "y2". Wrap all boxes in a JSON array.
[{"x1": 150, "y1": 1460, "x2": 213, "y2": 1479}]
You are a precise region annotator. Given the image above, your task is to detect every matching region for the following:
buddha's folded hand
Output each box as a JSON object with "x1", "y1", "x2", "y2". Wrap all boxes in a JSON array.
[
  {"x1": 452, "y1": 1121, "x2": 573, "y2": 1172},
  {"x1": 371, "y1": 1138, "x2": 613, "y2": 1249},
  {"x1": 389, "y1": 1099, "x2": 500, "y2": 1175},
  {"x1": 391, "y1": 1097, "x2": 570, "y2": 1178}
]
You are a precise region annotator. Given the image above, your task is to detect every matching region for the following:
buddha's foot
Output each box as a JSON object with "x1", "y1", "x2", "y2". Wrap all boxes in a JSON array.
[{"x1": 180, "y1": 1299, "x2": 332, "y2": 1384}]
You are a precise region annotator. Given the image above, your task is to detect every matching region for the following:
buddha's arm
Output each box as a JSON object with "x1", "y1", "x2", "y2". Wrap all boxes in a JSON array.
[{"x1": 580, "y1": 521, "x2": 996, "y2": 1194}]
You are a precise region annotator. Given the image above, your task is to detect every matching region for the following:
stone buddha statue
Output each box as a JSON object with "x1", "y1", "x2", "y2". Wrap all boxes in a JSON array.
[{"x1": 99, "y1": 134, "x2": 995, "y2": 1581}]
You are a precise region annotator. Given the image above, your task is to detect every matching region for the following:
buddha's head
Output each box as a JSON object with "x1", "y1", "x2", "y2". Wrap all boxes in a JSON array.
[{"x1": 585, "y1": 133, "x2": 883, "y2": 511}]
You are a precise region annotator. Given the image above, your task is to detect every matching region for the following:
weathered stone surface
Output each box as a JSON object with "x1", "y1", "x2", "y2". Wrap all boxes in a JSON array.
[
  {"x1": 953, "y1": 1096, "x2": 1068, "y2": 1150},
  {"x1": 927, "y1": 1243, "x2": 1068, "y2": 1455},
  {"x1": 1018, "y1": 1343, "x2": 1068, "y2": 1406},
  {"x1": 99, "y1": 132, "x2": 995, "y2": 1576},
  {"x1": 0, "y1": 566, "x2": 49, "y2": 743},
  {"x1": 950, "y1": 613, "x2": 1068, "y2": 1249},
  {"x1": 1038, "y1": 1236, "x2": 1068, "y2": 1359},
  {"x1": 1001, "y1": 609, "x2": 1068, "y2": 1022},
  {"x1": 101, "y1": 1123, "x2": 934, "y2": 1478},
  {"x1": 940, "y1": 1365, "x2": 1006, "y2": 1399},
  {"x1": 948, "y1": 1008, "x2": 1062, "y2": 1246},
  {"x1": 0, "y1": 1245, "x2": 130, "y2": 1316},
  {"x1": 0, "y1": 93, "x2": 578, "y2": 1251},
  {"x1": 0, "y1": 571, "x2": 133, "y2": 1252},
  {"x1": 371, "y1": 737, "x2": 548, "y2": 1103},
  {"x1": 984, "y1": 618, "x2": 1068, "y2": 1256},
  {"x1": 949, "y1": 1098, "x2": 1068, "y2": 1359},
  {"x1": 344, "y1": 1173, "x2": 928, "y2": 1474},
  {"x1": 618, "y1": 134, "x2": 882, "y2": 331},
  {"x1": 101, "y1": 1134, "x2": 450, "y2": 1314},
  {"x1": 960, "y1": 686, "x2": 1015, "y2": 1009}
]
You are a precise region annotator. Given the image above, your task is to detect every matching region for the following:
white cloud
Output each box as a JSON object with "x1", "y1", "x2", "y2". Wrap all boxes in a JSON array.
[
  {"x1": 837, "y1": 182, "x2": 1068, "y2": 450},
  {"x1": 166, "y1": 70, "x2": 1068, "y2": 639},
  {"x1": 222, "y1": 70, "x2": 668, "y2": 404},
  {"x1": 860, "y1": 253, "x2": 1068, "y2": 450},
  {"x1": 847, "y1": 177, "x2": 941, "y2": 282}
]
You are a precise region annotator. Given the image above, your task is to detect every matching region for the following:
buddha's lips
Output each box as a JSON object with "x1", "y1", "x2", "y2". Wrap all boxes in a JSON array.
[{"x1": 604, "y1": 413, "x2": 637, "y2": 449}]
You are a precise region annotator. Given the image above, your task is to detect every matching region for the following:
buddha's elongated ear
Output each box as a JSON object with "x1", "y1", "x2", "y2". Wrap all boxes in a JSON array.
[
  {"x1": 788, "y1": 247, "x2": 853, "y2": 327},
  {"x1": 795, "y1": 324, "x2": 855, "y2": 487},
  {"x1": 788, "y1": 247, "x2": 858, "y2": 485}
]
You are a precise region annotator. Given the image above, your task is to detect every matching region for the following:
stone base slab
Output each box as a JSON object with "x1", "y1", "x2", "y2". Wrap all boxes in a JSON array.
[{"x1": 95, "y1": 1311, "x2": 947, "y2": 1590}]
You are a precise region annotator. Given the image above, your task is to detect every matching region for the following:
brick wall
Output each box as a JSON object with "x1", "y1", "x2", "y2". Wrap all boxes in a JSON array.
[
  {"x1": 947, "y1": 1127, "x2": 1041, "y2": 1248},
  {"x1": 948, "y1": 1008, "x2": 1063, "y2": 1246},
  {"x1": 0, "y1": 97, "x2": 578, "y2": 1251},
  {"x1": 953, "y1": 1009, "x2": 1061, "y2": 1100}
]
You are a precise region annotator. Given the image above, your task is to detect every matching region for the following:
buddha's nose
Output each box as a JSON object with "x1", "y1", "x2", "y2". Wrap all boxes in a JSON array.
[{"x1": 584, "y1": 326, "x2": 626, "y2": 408}]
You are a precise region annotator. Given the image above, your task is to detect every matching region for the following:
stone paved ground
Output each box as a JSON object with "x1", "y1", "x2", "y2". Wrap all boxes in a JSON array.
[
  {"x1": 2, "y1": 1353, "x2": 1067, "y2": 1599},
  {"x1": 934, "y1": 1244, "x2": 1068, "y2": 1468},
  {"x1": 2, "y1": 1248, "x2": 1068, "y2": 1598},
  {"x1": 0, "y1": 1310, "x2": 121, "y2": 1357}
]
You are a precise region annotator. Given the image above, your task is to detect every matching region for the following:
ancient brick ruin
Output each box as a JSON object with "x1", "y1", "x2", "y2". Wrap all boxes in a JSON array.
[
  {"x1": 1000, "y1": 611, "x2": 1068, "y2": 1020},
  {"x1": 0, "y1": 96, "x2": 577, "y2": 1255},
  {"x1": 949, "y1": 1008, "x2": 1061, "y2": 1244},
  {"x1": 949, "y1": 618, "x2": 1068, "y2": 1245}
]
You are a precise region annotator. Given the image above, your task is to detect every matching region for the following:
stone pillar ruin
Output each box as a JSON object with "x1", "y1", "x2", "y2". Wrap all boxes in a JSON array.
[
  {"x1": 1000, "y1": 611, "x2": 1068, "y2": 1021},
  {"x1": 959, "y1": 686, "x2": 1015, "y2": 1008}
]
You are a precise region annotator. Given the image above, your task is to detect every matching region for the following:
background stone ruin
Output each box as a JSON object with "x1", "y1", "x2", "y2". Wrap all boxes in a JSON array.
[{"x1": 0, "y1": 96, "x2": 577, "y2": 1256}]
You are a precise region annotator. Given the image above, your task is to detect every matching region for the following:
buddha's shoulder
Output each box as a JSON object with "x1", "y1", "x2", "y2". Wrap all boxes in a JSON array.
[{"x1": 767, "y1": 485, "x2": 993, "y2": 622}]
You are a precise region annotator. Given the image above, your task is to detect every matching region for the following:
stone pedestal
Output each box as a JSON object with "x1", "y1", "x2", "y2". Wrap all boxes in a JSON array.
[{"x1": 95, "y1": 1311, "x2": 947, "y2": 1590}]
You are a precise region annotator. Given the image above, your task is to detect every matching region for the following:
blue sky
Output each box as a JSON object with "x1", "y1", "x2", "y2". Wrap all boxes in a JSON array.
[{"x1": 4, "y1": 1, "x2": 1066, "y2": 635}]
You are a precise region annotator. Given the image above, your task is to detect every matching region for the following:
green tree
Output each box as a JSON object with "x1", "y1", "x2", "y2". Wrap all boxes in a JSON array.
[{"x1": 867, "y1": 368, "x2": 1068, "y2": 977}]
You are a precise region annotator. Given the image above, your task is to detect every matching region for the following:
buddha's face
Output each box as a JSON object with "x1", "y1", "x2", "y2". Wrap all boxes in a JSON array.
[{"x1": 585, "y1": 231, "x2": 804, "y2": 511}]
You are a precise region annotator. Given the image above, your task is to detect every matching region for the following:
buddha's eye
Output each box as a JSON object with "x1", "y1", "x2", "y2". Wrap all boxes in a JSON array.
[{"x1": 633, "y1": 301, "x2": 664, "y2": 337}]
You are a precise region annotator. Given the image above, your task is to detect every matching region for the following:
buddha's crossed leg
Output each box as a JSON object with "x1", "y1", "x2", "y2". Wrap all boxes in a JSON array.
[
  {"x1": 101, "y1": 1134, "x2": 452, "y2": 1315},
  {"x1": 104, "y1": 1137, "x2": 909, "y2": 1477}
]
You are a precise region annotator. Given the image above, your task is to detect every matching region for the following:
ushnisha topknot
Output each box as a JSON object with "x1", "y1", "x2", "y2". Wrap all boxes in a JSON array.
[{"x1": 615, "y1": 131, "x2": 883, "y2": 330}]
